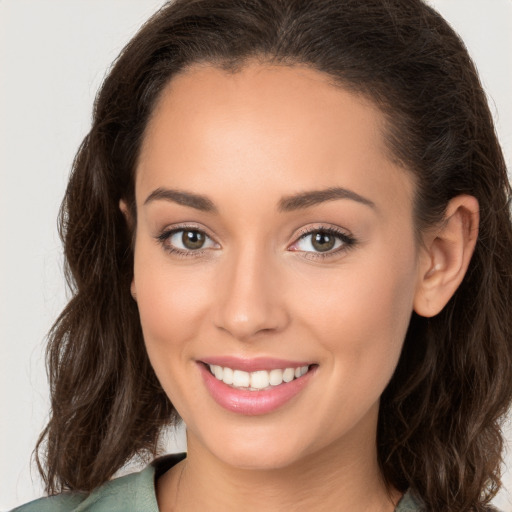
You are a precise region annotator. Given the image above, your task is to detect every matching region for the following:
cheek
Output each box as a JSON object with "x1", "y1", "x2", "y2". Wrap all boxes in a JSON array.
[
  {"x1": 292, "y1": 246, "x2": 417, "y2": 381},
  {"x1": 133, "y1": 248, "x2": 212, "y2": 360},
  {"x1": 132, "y1": 253, "x2": 215, "y2": 412}
]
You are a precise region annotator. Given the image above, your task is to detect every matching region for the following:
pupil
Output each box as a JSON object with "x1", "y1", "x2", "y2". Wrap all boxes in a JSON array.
[
  {"x1": 312, "y1": 231, "x2": 335, "y2": 252},
  {"x1": 182, "y1": 230, "x2": 205, "y2": 250}
]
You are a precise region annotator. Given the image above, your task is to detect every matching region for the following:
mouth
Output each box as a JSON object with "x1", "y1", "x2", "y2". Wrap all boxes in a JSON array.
[
  {"x1": 198, "y1": 359, "x2": 317, "y2": 415},
  {"x1": 206, "y1": 363, "x2": 311, "y2": 391}
]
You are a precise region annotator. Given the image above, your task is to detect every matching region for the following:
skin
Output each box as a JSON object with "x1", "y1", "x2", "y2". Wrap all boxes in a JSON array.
[{"x1": 127, "y1": 61, "x2": 479, "y2": 511}]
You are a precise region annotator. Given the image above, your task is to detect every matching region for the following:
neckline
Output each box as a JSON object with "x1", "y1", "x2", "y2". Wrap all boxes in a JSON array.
[{"x1": 149, "y1": 453, "x2": 421, "y2": 511}]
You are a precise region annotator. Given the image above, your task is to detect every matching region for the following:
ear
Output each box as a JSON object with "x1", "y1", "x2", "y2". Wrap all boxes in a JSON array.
[
  {"x1": 119, "y1": 199, "x2": 137, "y2": 302},
  {"x1": 130, "y1": 280, "x2": 137, "y2": 302},
  {"x1": 119, "y1": 199, "x2": 133, "y2": 227},
  {"x1": 414, "y1": 195, "x2": 479, "y2": 317}
]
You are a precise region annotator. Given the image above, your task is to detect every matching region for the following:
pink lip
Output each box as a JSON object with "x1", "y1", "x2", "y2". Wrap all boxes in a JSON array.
[
  {"x1": 200, "y1": 356, "x2": 313, "y2": 372},
  {"x1": 198, "y1": 362, "x2": 317, "y2": 416}
]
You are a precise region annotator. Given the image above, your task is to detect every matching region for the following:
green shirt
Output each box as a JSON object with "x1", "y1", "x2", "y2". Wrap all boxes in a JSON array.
[{"x1": 12, "y1": 453, "x2": 424, "y2": 511}]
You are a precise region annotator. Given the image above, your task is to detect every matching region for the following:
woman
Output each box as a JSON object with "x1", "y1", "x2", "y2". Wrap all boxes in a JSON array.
[{"x1": 13, "y1": 0, "x2": 512, "y2": 510}]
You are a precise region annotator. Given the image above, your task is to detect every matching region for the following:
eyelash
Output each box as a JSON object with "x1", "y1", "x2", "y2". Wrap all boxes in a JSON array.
[
  {"x1": 292, "y1": 225, "x2": 357, "y2": 260},
  {"x1": 156, "y1": 224, "x2": 215, "y2": 259},
  {"x1": 155, "y1": 224, "x2": 357, "y2": 260}
]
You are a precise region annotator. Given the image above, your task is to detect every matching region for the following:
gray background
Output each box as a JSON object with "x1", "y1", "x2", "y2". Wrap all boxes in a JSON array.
[{"x1": 1, "y1": 0, "x2": 511, "y2": 509}]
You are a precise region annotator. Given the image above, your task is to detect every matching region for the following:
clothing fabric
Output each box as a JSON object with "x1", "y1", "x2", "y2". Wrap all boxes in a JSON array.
[{"x1": 13, "y1": 452, "x2": 424, "y2": 511}]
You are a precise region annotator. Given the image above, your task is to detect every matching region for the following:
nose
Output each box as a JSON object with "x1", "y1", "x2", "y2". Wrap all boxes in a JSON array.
[{"x1": 213, "y1": 246, "x2": 290, "y2": 341}]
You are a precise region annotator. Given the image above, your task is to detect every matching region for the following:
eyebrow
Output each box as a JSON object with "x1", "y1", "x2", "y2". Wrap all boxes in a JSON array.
[
  {"x1": 144, "y1": 187, "x2": 217, "y2": 213},
  {"x1": 278, "y1": 187, "x2": 375, "y2": 211},
  {"x1": 143, "y1": 185, "x2": 375, "y2": 213}
]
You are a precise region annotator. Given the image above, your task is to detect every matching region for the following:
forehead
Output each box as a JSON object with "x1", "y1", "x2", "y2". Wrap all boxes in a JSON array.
[{"x1": 136, "y1": 61, "x2": 414, "y2": 214}]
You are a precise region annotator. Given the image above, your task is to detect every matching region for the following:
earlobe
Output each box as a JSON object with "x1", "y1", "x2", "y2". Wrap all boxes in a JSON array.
[
  {"x1": 130, "y1": 280, "x2": 137, "y2": 302},
  {"x1": 414, "y1": 195, "x2": 479, "y2": 317}
]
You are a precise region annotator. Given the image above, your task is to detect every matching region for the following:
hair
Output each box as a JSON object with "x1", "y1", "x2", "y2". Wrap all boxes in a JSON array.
[{"x1": 35, "y1": 1, "x2": 512, "y2": 510}]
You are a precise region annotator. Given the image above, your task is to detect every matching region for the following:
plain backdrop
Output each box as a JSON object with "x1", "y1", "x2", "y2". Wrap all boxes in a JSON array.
[{"x1": 1, "y1": 0, "x2": 511, "y2": 510}]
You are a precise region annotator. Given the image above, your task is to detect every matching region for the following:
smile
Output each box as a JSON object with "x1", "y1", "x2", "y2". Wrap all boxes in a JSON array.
[
  {"x1": 208, "y1": 364, "x2": 310, "y2": 390},
  {"x1": 200, "y1": 360, "x2": 317, "y2": 415}
]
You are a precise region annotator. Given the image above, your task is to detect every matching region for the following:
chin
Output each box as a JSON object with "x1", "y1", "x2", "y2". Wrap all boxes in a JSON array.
[
  {"x1": 191, "y1": 419, "x2": 319, "y2": 471},
  {"x1": 216, "y1": 445, "x2": 305, "y2": 471}
]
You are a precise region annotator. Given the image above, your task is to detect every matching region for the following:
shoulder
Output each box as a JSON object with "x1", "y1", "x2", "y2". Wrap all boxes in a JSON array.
[
  {"x1": 10, "y1": 492, "x2": 85, "y2": 512},
  {"x1": 394, "y1": 490, "x2": 504, "y2": 512},
  {"x1": 11, "y1": 453, "x2": 186, "y2": 512},
  {"x1": 10, "y1": 470, "x2": 152, "y2": 512}
]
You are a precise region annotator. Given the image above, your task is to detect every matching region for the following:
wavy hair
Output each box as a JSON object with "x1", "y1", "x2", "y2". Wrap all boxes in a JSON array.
[{"x1": 36, "y1": 1, "x2": 512, "y2": 510}]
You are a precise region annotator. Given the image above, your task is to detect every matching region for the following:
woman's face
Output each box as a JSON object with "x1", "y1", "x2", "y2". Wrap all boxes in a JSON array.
[{"x1": 132, "y1": 62, "x2": 423, "y2": 470}]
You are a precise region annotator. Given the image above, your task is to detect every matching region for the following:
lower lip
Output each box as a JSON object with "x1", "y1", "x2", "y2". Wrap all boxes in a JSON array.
[{"x1": 199, "y1": 363, "x2": 316, "y2": 416}]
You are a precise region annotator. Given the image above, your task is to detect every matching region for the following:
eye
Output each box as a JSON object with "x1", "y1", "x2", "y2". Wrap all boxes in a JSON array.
[
  {"x1": 157, "y1": 227, "x2": 219, "y2": 255},
  {"x1": 289, "y1": 227, "x2": 356, "y2": 256}
]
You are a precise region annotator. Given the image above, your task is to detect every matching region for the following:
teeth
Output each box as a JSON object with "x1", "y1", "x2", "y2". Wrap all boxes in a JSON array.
[
  {"x1": 269, "y1": 369, "x2": 283, "y2": 386},
  {"x1": 208, "y1": 364, "x2": 310, "y2": 390},
  {"x1": 283, "y1": 367, "x2": 295, "y2": 382},
  {"x1": 232, "y1": 369, "x2": 250, "y2": 387},
  {"x1": 223, "y1": 366, "x2": 234, "y2": 385},
  {"x1": 213, "y1": 365, "x2": 223, "y2": 380},
  {"x1": 251, "y1": 370, "x2": 269, "y2": 390}
]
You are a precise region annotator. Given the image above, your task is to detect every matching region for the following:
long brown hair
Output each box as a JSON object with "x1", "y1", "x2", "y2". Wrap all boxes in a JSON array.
[{"x1": 36, "y1": 1, "x2": 512, "y2": 510}]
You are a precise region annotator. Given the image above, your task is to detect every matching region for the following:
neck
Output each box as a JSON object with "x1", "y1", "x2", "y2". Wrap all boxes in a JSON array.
[{"x1": 157, "y1": 410, "x2": 400, "y2": 511}]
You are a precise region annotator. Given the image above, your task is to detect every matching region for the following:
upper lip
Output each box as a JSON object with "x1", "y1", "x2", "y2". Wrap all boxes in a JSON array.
[{"x1": 199, "y1": 356, "x2": 313, "y2": 372}]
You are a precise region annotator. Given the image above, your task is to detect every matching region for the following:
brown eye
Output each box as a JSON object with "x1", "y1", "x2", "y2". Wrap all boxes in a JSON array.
[
  {"x1": 182, "y1": 230, "x2": 206, "y2": 250},
  {"x1": 160, "y1": 227, "x2": 219, "y2": 254},
  {"x1": 289, "y1": 227, "x2": 355, "y2": 256},
  {"x1": 311, "y1": 231, "x2": 336, "y2": 252}
]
